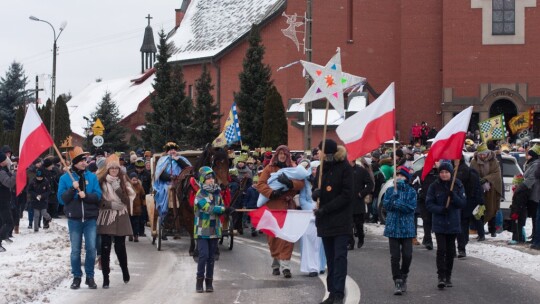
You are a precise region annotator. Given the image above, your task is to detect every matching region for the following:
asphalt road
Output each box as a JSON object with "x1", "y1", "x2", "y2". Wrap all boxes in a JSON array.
[{"x1": 46, "y1": 226, "x2": 540, "y2": 304}]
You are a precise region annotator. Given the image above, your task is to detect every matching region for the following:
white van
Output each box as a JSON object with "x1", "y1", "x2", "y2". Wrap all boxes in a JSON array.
[{"x1": 377, "y1": 153, "x2": 522, "y2": 223}]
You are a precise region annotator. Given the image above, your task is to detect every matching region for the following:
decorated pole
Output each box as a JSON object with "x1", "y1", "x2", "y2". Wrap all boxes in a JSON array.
[
  {"x1": 446, "y1": 159, "x2": 461, "y2": 208},
  {"x1": 316, "y1": 100, "x2": 331, "y2": 208}
]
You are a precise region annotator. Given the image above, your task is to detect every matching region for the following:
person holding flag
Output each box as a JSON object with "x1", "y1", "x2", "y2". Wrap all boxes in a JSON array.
[{"x1": 0, "y1": 152, "x2": 16, "y2": 252}]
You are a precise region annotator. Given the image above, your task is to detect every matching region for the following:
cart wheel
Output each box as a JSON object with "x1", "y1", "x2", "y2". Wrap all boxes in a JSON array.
[{"x1": 157, "y1": 217, "x2": 162, "y2": 251}]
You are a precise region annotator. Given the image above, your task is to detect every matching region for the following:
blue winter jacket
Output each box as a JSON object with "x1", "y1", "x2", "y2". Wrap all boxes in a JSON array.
[
  {"x1": 242, "y1": 185, "x2": 259, "y2": 209},
  {"x1": 383, "y1": 180, "x2": 417, "y2": 238},
  {"x1": 425, "y1": 178, "x2": 467, "y2": 234},
  {"x1": 57, "y1": 169, "x2": 102, "y2": 220}
]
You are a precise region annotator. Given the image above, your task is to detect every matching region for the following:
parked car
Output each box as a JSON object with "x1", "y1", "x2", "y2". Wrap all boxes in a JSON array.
[{"x1": 376, "y1": 153, "x2": 523, "y2": 224}]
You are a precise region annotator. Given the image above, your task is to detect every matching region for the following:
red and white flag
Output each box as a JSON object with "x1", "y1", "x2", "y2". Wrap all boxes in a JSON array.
[
  {"x1": 336, "y1": 82, "x2": 396, "y2": 161},
  {"x1": 17, "y1": 104, "x2": 54, "y2": 195},
  {"x1": 248, "y1": 206, "x2": 313, "y2": 243},
  {"x1": 421, "y1": 106, "x2": 473, "y2": 180}
]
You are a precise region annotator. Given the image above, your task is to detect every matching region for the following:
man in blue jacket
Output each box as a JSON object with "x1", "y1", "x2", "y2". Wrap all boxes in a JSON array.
[{"x1": 57, "y1": 147, "x2": 102, "y2": 290}]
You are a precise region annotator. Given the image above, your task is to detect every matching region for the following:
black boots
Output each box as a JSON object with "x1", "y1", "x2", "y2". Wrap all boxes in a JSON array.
[
  {"x1": 196, "y1": 277, "x2": 204, "y2": 293},
  {"x1": 205, "y1": 278, "x2": 214, "y2": 292},
  {"x1": 394, "y1": 279, "x2": 403, "y2": 295},
  {"x1": 445, "y1": 276, "x2": 453, "y2": 287},
  {"x1": 103, "y1": 275, "x2": 110, "y2": 289},
  {"x1": 437, "y1": 277, "x2": 446, "y2": 289},
  {"x1": 70, "y1": 277, "x2": 81, "y2": 289},
  {"x1": 85, "y1": 277, "x2": 97, "y2": 289}
]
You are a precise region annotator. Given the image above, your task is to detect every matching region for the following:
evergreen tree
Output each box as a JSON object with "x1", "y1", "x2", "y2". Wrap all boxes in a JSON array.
[
  {"x1": 54, "y1": 94, "x2": 72, "y2": 147},
  {"x1": 90, "y1": 91, "x2": 128, "y2": 152},
  {"x1": 128, "y1": 134, "x2": 142, "y2": 152},
  {"x1": 40, "y1": 98, "x2": 52, "y2": 135},
  {"x1": 143, "y1": 29, "x2": 191, "y2": 150},
  {"x1": 234, "y1": 24, "x2": 273, "y2": 148},
  {"x1": 0, "y1": 61, "x2": 30, "y2": 130},
  {"x1": 13, "y1": 105, "x2": 25, "y2": 152},
  {"x1": 261, "y1": 85, "x2": 288, "y2": 148},
  {"x1": 190, "y1": 64, "x2": 221, "y2": 148}
]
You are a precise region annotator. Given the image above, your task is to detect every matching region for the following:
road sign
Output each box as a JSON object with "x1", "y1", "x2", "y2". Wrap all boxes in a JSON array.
[
  {"x1": 92, "y1": 135, "x2": 104, "y2": 147},
  {"x1": 92, "y1": 118, "x2": 105, "y2": 136}
]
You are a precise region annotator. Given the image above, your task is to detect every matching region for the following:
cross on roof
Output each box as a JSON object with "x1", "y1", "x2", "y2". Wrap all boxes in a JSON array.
[{"x1": 146, "y1": 14, "x2": 153, "y2": 26}]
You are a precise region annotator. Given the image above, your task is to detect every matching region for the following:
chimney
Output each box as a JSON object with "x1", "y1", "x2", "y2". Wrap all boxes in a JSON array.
[{"x1": 175, "y1": 0, "x2": 191, "y2": 27}]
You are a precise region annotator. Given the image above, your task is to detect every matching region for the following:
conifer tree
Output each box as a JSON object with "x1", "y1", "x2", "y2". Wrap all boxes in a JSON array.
[
  {"x1": 261, "y1": 85, "x2": 288, "y2": 148},
  {"x1": 234, "y1": 24, "x2": 273, "y2": 148},
  {"x1": 90, "y1": 91, "x2": 128, "y2": 152},
  {"x1": 143, "y1": 30, "x2": 192, "y2": 150},
  {"x1": 13, "y1": 105, "x2": 25, "y2": 152},
  {"x1": 0, "y1": 61, "x2": 30, "y2": 130},
  {"x1": 40, "y1": 98, "x2": 52, "y2": 135},
  {"x1": 190, "y1": 64, "x2": 221, "y2": 148},
  {"x1": 54, "y1": 94, "x2": 72, "y2": 147}
]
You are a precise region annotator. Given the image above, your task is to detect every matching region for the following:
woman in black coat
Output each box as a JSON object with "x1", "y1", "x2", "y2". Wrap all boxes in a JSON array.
[
  {"x1": 349, "y1": 158, "x2": 374, "y2": 249},
  {"x1": 425, "y1": 161, "x2": 466, "y2": 289}
]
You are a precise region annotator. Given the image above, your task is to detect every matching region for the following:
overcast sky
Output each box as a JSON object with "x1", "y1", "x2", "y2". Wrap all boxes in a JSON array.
[{"x1": 0, "y1": 0, "x2": 179, "y2": 99}]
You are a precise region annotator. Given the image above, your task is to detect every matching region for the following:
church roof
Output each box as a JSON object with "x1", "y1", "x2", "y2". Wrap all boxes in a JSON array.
[
  {"x1": 140, "y1": 25, "x2": 157, "y2": 53},
  {"x1": 67, "y1": 69, "x2": 155, "y2": 137},
  {"x1": 169, "y1": 0, "x2": 285, "y2": 62}
]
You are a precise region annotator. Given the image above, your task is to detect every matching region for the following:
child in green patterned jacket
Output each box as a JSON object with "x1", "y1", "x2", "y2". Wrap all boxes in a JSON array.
[{"x1": 194, "y1": 166, "x2": 226, "y2": 293}]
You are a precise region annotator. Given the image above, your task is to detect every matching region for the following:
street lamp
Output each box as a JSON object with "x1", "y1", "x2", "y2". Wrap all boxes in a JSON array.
[{"x1": 29, "y1": 15, "x2": 67, "y2": 150}]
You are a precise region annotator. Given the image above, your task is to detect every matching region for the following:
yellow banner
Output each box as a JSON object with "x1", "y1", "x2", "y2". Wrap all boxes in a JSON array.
[{"x1": 508, "y1": 109, "x2": 534, "y2": 134}]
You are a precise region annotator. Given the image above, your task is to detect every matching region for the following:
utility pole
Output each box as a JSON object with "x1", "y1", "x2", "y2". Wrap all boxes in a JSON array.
[
  {"x1": 304, "y1": 0, "x2": 313, "y2": 151},
  {"x1": 34, "y1": 75, "x2": 43, "y2": 106}
]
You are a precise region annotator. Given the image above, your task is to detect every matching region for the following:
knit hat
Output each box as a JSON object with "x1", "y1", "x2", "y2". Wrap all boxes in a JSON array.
[
  {"x1": 528, "y1": 144, "x2": 540, "y2": 157},
  {"x1": 130, "y1": 154, "x2": 138, "y2": 163},
  {"x1": 144, "y1": 150, "x2": 152, "y2": 158},
  {"x1": 128, "y1": 172, "x2": 138, "y2": 179},
  {"x1": 318, "y1": 139, "x2": 338, "y2": 155},
  {"x1": 476, "y1": 143, "x2": 489, "y2": 153},
  {"x1": 371, "y1": 151, "x2": 381, "y2": 159},
  {"x1": 43, "y1": 158, "x2": 54, "y2": 168},
  {"x1": 198, "y1": 166, "x2": 215, "y2": 185},
  {"x1": 105, "y1": 154, "x2": 121, "y2": 170},
  {"x1": 0, "y1": 152, "x2": 6, "y2": 163},
  {"x1": 96, "y1": 157, "x2": 107, "y2": 169},
  {"x1": 396, "y1": 166, "x2": 412, "y2": 181},
  {"x1": 438, "y1": 161, "x2": 454, "y2": 174}
]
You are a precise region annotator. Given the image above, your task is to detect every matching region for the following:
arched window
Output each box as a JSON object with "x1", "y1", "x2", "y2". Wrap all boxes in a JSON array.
[{"x1": 493, "y1": 0, "x2": 515, "y2": 35}]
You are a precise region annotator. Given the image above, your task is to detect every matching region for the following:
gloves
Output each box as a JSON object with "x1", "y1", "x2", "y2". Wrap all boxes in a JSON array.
[
  {"x1": 270, "y1": 189, "x2": 286, "y2": 200},
  {"x1": 312, "y1": 188, "x2": 321, "y2": 201},
  {"x1": 111, "y1": 201, "x2": 124, "y2": 210},
  {"x1": 314, "y1": 208, "x2": 325, "y2": 217},
  {"x1": 277, "y1": 173, "x2": 293, "y2": 189},
  {"x1": 511, "y1": 213, "x2": 519, "y2": 221}
]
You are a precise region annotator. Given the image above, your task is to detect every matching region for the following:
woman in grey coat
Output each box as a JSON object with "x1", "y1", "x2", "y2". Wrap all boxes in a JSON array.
[{"x1": 97, "y1": 155, "x2": 135, "y2": 288}]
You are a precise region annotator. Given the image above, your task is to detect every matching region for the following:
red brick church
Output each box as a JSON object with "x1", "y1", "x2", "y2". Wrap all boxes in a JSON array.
[{"x1": 71, "y1": 0, "x2": 540, "y2": 150}]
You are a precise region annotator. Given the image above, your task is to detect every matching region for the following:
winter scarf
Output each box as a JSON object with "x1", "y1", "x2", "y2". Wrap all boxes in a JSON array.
[{"x1": 97, "y1": 175, "x2": 132, "y2": 226}]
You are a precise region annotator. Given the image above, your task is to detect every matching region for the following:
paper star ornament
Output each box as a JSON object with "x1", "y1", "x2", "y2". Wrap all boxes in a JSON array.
[{"x1": 300, "y1": 48, "x2": 366, "y2": 117}]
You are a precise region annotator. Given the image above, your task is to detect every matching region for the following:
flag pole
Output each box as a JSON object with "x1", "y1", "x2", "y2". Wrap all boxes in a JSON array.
[
  {"x1": 316, "y1": 100, "x2": 330, "y2": 209},
  {"x1": 52, "y1": 143, "x2": 78, "y2": 184},
  {"x1": 393, "y1": 137, "x2": 397, "y2": 191},
  {"x1": 446, "y1": 159, "x2": 460, "y2": 208}
]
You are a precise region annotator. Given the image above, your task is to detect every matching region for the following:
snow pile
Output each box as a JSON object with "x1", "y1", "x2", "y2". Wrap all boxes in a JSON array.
[{"x1": 0, "y1": 219, "x2": 71, "y2": 304}]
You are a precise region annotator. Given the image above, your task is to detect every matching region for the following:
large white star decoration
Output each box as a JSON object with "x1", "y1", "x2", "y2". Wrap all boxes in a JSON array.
[{"x1": 300, "y1": 48, "x2": 366, "y2": 117}]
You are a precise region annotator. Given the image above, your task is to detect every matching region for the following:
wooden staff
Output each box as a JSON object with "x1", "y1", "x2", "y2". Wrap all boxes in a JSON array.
[
  {"x1": 393, "y1": 137, "x2": 397, "y2": 191},
  {"x1": 316, "y1": 100, "x2": 331, "y2": 209},
  {"x1": 52, "y1": 143, "x2": 82, "y2": 192},
  {"x1": 446, "y1": 159, "x2": 460, "y2": 208}
]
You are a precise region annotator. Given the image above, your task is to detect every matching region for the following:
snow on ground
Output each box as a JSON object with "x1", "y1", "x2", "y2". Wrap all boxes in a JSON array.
[
  {"x1": 0, "y1": 216, "x2": 71, "y2": 304},
  {"x1": 1, "y1": 214, "x2": 539, "y2": 303},
  {"x1": 366, "y1": 218, "x2": 540, "y2": 281}
]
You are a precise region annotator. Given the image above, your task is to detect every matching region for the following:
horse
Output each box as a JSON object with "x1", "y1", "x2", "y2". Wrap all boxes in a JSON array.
[{"x1": 175, "y1": 145, "x2": 230, "y2": 257}]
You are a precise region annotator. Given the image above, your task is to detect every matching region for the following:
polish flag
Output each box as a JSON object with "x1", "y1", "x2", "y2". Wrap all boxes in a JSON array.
[
  {"x1": 17, "y1": 104, "x2": 54, "y2": 195},
  {"x1": 248, "y1": 206, "x2": 313, "y2": 243},
  {"x1": 336, "y1": 82, "x2": 395, "y2": 161},
  {"x1": 421, "y1": 106, "x2": 473, "y2": 180}
]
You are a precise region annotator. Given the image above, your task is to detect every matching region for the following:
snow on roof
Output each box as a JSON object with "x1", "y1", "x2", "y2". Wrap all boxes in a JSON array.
[
  {"x1": 169, "y1": 0, "x2": 284, "y2": 62},
  {"x1": 68, "y1": 71, "x2": 155, "y2": 137}
]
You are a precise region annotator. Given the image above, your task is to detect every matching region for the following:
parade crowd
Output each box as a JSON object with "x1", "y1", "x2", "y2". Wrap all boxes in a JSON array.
[{"x1": 0, "y1": 129, "x2": 539, "y2": 304}]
